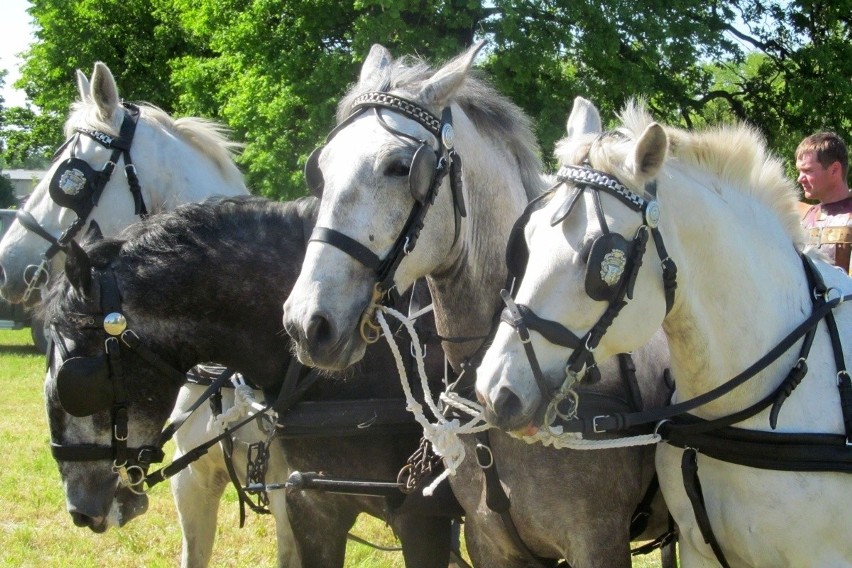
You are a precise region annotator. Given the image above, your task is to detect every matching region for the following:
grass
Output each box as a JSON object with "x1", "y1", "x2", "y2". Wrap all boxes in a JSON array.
[{"x1": 0, "y1": 328, "x2": 665, "y2": 567}]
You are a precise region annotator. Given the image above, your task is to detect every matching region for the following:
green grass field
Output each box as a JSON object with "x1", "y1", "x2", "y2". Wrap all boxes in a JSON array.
[{"x1": 0, "y1": 328, "x2": 664, "y2": 567}]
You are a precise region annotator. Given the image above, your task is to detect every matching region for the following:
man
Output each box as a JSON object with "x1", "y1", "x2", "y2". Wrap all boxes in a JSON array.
[{"x1": 797, "y1": 132, "x2": 852, "y2": 272}]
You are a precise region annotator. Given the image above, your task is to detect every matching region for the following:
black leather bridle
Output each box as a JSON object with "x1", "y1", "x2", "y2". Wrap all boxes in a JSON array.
[
  {"x1": 304, "y1": 92, "x2": 465, "y2": 342},
  {"x1": 500, "y1": 164, "x2": 676, "y2": 426},
  {"x1": 17, "y1": 102, "x2": 147, "y2": 301}
]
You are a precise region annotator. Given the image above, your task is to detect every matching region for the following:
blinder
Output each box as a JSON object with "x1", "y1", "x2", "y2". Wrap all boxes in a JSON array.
[
  {"x1": 56, "y1": 353, "x2": 113, "y2": 417},
  {"x1": 306, "y1": 138, "x2": 438, "y2": 206},
  {"x1": 49, "y1": 158, "x2": 100, "y2": 220},
  {"x1": 304, "y1": 146, "x2": 324, "y2": 197},
  {"x1": 585, "y1": 232, "x2": 632, "y2": 302},
  {"x1": 409, "y1": 143, "x2": 438, "y2": 204}
]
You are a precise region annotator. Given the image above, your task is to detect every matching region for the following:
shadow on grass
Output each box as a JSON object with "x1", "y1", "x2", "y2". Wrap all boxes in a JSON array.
[{"x1": 0, "y1": 344, "x2": 41, "y2": 356}]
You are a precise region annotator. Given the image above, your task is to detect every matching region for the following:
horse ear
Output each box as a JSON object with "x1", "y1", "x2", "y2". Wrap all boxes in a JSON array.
[
  {"x1": 566, "y1": 97, "x2": 602, "y2": 139},
  {"x1": 65, "y1": 240, "x2": 92, "y2": 296},
  {"x1": 76, "y1": 69, "x2": 92, "y2": 102},
  {"x1": 630, "y1": 123, "x2": 667, "y2": 179},
  {"x1": 420, "y1": 40, "x2": 486, "y2": 107},
  {"x1": 83, "y1": 220, "x2": 104, "y2": 244},
  {"x1": 90, "y1": 61, "x2": 120, "y2": 121},
  {"x1": 359, "y1": 44, "x2": 394, "y2": 89}
]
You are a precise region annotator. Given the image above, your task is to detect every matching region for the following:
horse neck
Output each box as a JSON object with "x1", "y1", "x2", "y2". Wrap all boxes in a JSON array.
[
  {"x1": 121, "y1": 219, "x2": 294, "y2": 388},
  {"x1": 659, "y1": 168, "x2": 810, "y2": 417},
  {"x1": 428, "y1": 116, "x2": 535, "y2": 369},
  {"x1": 132, "y1": 120, "x2": 247, "y2": 211}
]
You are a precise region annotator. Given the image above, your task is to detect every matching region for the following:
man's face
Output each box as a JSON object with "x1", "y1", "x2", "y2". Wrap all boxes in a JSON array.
[{"x1": 796, "y1": 152, "x2": 834, "y2": 201}]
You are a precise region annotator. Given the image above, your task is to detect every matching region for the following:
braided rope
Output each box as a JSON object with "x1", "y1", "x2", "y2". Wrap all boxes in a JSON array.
[
  {"x1": 376, "y1": 307, "x2": 488, "y2": 496},
  {"x1": 375, "y1": 305, "x2": 661, "y2": 489}
]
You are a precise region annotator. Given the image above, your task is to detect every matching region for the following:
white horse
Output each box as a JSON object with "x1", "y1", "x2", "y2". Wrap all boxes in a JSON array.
[
  {"x1": 477, "y1": 97, "x2": 852, "y2": 566},
  {"x1": 282, "y1": 46, "x2": 674, "y2": 567},
  {"x1": 0, "y1": 63, "x2": 293, "y2": 567}
]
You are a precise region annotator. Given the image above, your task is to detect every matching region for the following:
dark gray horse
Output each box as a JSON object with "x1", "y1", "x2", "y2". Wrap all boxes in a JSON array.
[
  {"x1": 282, "y1": 43, "x2": 675, "y2": 567},
  {"x1": 41, "y1": 195, "x2": 458, "y2": 568}
]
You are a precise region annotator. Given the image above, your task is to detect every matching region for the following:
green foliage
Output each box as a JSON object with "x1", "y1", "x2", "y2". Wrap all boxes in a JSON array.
[
  {"x1": 0, "y1": 173, "x2": 15, "y2": 208},
  {"x1": 7, "y1": 0, "x2": 851, "y2": 197}
]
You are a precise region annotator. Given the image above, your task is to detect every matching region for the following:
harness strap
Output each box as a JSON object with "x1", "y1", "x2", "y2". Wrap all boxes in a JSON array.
[
  {"x1": 310, "y1": 227, "x2": 381, "y2": 272},
  {"x1": 474, "y1": 430, "x2": 553, "y2": 568},
  {"x1": 158, "y1": 367, "x2": 236, "y2": 447},
  {"x1": 570, "y1": 289, "x2": 852, "y2": 435},
  {"x1": 681, "y1": 449, "x2": 732, "y2": 568}
]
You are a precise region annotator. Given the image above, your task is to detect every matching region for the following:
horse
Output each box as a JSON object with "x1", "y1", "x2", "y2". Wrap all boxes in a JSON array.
[
  {"x1": 0, "y1": 63, "x2": 292, "y2": 568},
  {"x1": 41, "y1": 195, "x2": 460, "y2": 568},
  {"x1": 281, "y1": 45, "x2": 675, "y2": 567},
  {"x1": 475, "y1": 97, "x2": 852, "y2": 566}
]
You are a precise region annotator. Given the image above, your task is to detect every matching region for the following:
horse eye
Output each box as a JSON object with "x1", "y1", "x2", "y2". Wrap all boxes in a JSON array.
[{"x1": 384, "y1": 160, "x2": 411, "y2": 178}]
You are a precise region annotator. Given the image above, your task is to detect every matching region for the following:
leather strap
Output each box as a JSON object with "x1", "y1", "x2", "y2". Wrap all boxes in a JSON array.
[{"x1": 681, "y1": 449, "x2": 731, "y2": 568}]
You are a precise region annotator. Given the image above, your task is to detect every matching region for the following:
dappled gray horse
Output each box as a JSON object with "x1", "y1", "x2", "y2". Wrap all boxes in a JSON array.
[
  {"x1": 282, "y1": 43, "x2": 674, "y2": 567},
  {"x1": 41, "y1": 195, "x2": 458, "y2": 568},
  {"x1": 0, "y1": 62, "x2": 294, "y2": 568}
]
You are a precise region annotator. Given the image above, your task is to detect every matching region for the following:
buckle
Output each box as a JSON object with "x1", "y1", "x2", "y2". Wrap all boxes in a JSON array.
[{"x1": 593, "y1": 415, "x2": 608, "y2": 434}]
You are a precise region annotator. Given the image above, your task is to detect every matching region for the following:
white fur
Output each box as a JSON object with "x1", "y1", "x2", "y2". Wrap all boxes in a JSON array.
[
  {"x1": 478, "y1": 97, "x2": 852, "y2": 566},
  {"x1": 15, "y1": 64, "x2": 297, "y2": 567},
  {"x1": 0, "y1": 61, "x2": 245, "y2": 303}
]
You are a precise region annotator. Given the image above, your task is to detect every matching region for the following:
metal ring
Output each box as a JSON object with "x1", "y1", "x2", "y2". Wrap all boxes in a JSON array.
[{"x1": 653, "y1": 419, "x2": 671, "y2": 436}]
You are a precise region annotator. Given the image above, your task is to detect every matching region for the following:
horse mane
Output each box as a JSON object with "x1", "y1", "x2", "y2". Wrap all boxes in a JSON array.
[
  {"x1": 563, "y1": 100, "x2": 804, "y2": 248},
  {"x1": 337, "y1": 53, "x2": 546, "y2": 201},
  {"x1": 114, "y1": 195, "x2": 316, "y2": 263},
  {"x1": 66, "y1": 101, "x2": 244, "y2": 184}
]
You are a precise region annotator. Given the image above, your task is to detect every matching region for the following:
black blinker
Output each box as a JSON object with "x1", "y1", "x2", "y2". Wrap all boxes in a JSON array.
[
  {"x1": 305, "y1": 146, "x2": 325, "y2": 197},
  {"x1": 585, "y1": 233, "x2": 631, "y2": 301},
  {"x1": 409, "y1": 143, "x2": 437, "y2": 204},
  {"x1": 56, "y1": 354, "x2": 113, "y2": 417},
  {"x1": 49, "y1": 158, "x2": 99, "y2": 218}
]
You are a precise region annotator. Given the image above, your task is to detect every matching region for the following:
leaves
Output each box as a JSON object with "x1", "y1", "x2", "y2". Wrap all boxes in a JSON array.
[{"x1": 1, "y1": 0, "x2": 849, "y2": 194}]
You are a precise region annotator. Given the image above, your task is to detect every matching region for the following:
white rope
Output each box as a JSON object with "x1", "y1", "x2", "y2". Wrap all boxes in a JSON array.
[
  {"x1": 212, "y1": 381, "x2": 273, "y2": 432},
  {"x1": 375, "y1": 306, "x2": 488, "y2": 496},
  {"x1": 512, "y1": 427, "x2": 661, "y2": 450},
  {"x1": 375, "y1": 305, "x2": 661, "y2": 493}
]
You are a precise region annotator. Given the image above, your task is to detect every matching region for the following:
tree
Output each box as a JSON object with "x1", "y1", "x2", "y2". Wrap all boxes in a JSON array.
[{"x1": 14, "y1": 0, "x2": 851, "y2": 199}]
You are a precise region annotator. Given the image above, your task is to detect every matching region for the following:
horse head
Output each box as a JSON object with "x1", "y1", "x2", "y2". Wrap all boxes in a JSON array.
[
  {"x1": 283, "y1": 41, "x2": 543, "y2": 371},
  {"x1": 43, "y1": 229, "x2": 186, "y2": 532},
  {"x1": 476, "y1": 97, "x2": 672, "y2": 431},
  {"x1": 0, "y1": 62, "x2": 246, "y2": 305}
]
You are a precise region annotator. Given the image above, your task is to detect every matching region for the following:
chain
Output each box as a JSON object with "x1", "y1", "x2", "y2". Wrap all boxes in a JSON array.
[
  {"x1": 244, "y1": 440, "x2": 271, "y2": 509},
  {"x1": 397, "y1": 437, "x2": 444, "y2": 494}
]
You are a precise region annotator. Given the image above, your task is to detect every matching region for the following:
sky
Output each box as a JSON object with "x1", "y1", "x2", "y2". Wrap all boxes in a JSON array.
[{"x1": 0, "y1": 0, "x2": 34, "y2": 108}]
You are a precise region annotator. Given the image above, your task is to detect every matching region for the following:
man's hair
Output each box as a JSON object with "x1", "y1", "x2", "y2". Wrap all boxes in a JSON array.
[{"x1": 796, "y1": 131, "x2": 849, "y2": 178}]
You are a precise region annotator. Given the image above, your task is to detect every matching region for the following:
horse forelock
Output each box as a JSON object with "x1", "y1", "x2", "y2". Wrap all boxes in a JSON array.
[
  {"x1": 67, "y1": 101, "x2": 243, "y2": 184},
  {"x1": 577, "y1": 99, "x2": 804, "y2": 249},
  {"x1": 337, "y1": 55, "x2": 545, "y2": 202}
]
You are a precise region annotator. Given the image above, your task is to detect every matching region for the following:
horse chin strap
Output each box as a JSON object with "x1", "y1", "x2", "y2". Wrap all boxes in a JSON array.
[
  {"x1": 307, "y1": 92, "x2": 465, "y2": 341},
  {"x1": 17, "y1": 103, "x2": 146, "y2": 302},
  {"x1": 501, "y1": 165, "x2": 677, "y2": 427}
]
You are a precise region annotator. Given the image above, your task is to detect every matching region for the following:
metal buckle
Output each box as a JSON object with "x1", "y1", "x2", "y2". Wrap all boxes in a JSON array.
[{"x1": 592, "y1": 415, "x2": 607, "y2": 434}]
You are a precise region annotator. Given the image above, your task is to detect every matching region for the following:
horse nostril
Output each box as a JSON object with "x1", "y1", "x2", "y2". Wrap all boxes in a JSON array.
[
  {"x1": 306, "y1": 311, "x2": 336, "y2": 348},
  {"x1": 492, "y1": 386, "x2": 524, "y2": 422},
  {"x1": 70, "y1": 511, "x2": 95, "y2": 529}
]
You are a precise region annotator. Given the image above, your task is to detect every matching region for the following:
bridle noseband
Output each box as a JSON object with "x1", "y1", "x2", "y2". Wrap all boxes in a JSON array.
[
  {"x1": 17, "y1": 102, "x2": 147, "y2": 302},
  {"x1": 501, "y1": 164, "x2": 677, "y2": 426},
  {"x1": 304, "y1": 92, "x2": 466, "y2": 342}
]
